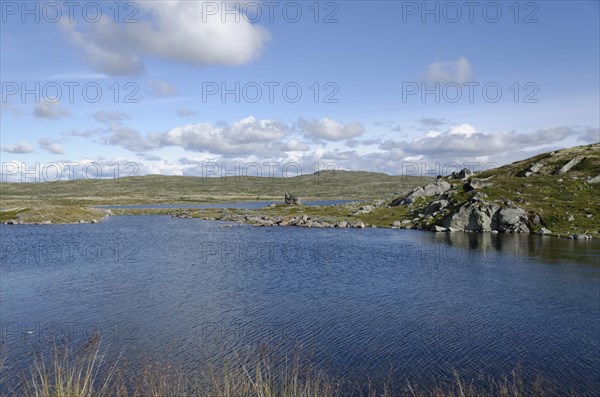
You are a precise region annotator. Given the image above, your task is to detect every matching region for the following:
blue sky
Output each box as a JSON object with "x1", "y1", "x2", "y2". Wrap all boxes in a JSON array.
[{"x1": 1, "y1": 0, "x2": 599, "y2": 180}]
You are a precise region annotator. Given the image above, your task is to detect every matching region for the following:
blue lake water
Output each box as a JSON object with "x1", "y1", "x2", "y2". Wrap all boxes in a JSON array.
[{"x1": 1, "y1": 215, "x2": 599, "y2": 393}]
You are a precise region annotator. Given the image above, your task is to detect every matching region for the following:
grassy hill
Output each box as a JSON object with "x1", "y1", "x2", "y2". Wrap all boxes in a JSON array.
[
  {"x1": 136, "y1": 143, "x2": 599, "y2": 239},
  {"x1": 2, "y1": 143, "x2": 598, "y2": 236},
  {"x1": 0, "y1": 171, "x2": 430, "y2": 224}
]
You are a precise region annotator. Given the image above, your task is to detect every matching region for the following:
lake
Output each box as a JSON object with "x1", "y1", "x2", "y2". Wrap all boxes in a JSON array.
[{"x1": 1, "y1": 213, "x2": 599, "y2": 394}]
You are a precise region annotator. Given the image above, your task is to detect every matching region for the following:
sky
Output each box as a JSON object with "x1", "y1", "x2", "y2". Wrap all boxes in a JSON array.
[{"x1": 1, "y1": 0, "x2": 599, "y2": 181}]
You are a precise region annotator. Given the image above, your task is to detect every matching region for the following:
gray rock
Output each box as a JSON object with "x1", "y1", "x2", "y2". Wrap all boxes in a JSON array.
[
  {"x1": 449, "y1": 168, "x2": 473, "y2": 180},
  {"x1": 568, "y1": 215, "x2": 575, "y2": 222},
  {"x1": 284, "y1": 193, "x2": 301, "y2": 204},
  {"x1": 555, "y1": 156, "x2": 584, "y2": 175},
  {"x1": 353, "y1": 205, "x2": 374, "y2": 215},
  {"x1": 443, "y1": 201, "x2": 500, "y2": 232},
  {"x1": 391, "y1": 180, "x2": 451, "y2": 206},
  {"x1": 392, "y1": 221, "x2": 403, "y2": 227},
  {"x1": 573, "y1": 234, "x2": 591, "y2": 240},
  {"x1": 497, "y1": 207, "x2": 530, "y2": 233},
  {"x1": 335, "y1": 221, "x2": 348, "y2": 228},
  {"x1": 425, "y1": 199, "x2": 450, "y2": 214},
  {"x1": 433, "y1": 225, "x2": 447, "y2": 232},
  {"x1": 586, "y1": 175, "x2": 600, "y2": 184},
  {"x1": 463, "y1": 178, "x2": 492, "y2": 191},
  {"x1": 353, "y1": 222, "x2": 366, "y2": 228},
  {"x1": 518, "y1": 162, "x2": 544, "y2": 177},
  {"x1": 538, "y1": 227, "x2": 552, "y2": 235}
]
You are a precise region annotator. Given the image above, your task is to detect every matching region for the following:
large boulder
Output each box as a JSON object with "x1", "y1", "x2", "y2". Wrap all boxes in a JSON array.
[
  {"x1": 463, "y1": 178, "x2": 492, "y2": 191},
  {"x1": 443, "y1": 201, "x2": 500, "y2": 232},
  {"x1": 424, "y1": 199, "x2": 450, "y2": 214},
  {"x1": 497, "y1": 207, "x2": 530, "y2": 233},
  {"x1": 284, "y1": 193, "x2": 301, "y2": 204},
  {"x1": 554, "y1": 156, "x2": 584, "y2": 175},
  {"x1": 391, "y1": 180, "x2": 451, "y2": 206},
  {"x1": 517, "y1": 162, "x2": 544, "y2": 177},
  {"x1": 449, "y1": 168, "x2": 473, "y2": 180}
]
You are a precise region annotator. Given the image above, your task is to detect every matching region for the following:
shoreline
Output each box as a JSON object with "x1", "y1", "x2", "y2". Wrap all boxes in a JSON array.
[{"x1": 2, "y1": 203, "x2": 597, "y2": 240}]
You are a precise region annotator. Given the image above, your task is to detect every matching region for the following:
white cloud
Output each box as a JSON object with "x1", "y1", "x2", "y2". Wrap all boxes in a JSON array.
[
  {"x1": 159, "y1": 116, "x2": 288, "y2": 155},
  {"x1": 59, "y1": 1, "x2": 270, "y2": 76},
  {"x1": 38, "y1": 138, "x2": 65, "y2": 155},
  {"x1": 381, "y1": 125, "x2": 594, "y2": 162},
  {"x1": 282, "y1": 139, "x2": 310, "y2": 152},
  {"x1": 426, "y1": 56, "x2": 473, "y2": 83},
  {"x1": 1, "y1": 141, "x2": 35, "y2": 154},
  {"x1": 32, "y1": 101, "x2": 71, "y2": 119},
  {"x1": 298, "y1": 118, "x2": 365, "y2": 141},
  {"x1": 448, "y1": 123, "x2": 477, "y2": 137}
]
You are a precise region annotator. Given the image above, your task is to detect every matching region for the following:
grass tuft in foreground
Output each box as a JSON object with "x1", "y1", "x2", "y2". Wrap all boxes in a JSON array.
[{"x1": 0, "y1": 336, "x2": 573, "y2": 397}]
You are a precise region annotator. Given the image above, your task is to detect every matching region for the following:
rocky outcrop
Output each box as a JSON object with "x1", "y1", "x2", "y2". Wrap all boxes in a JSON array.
[
  {"x1": 442, "y1": 199, "x2": 530, "y2": 233},
  {"x1": 443, "y1": 200, "x2": 500, "y2": 232},
  {"x1": 449, "y1": 168, "x2": 473, "y2": 180},
  {"x1": 496, "y1": 207, "x2": 529, "y2": 233},
  {"x1": 554, "y1": 156, "x2": 584, "y2": 175},
  {"x1": 518, "y1": 162, "x2": 544, "y2": 177},
  {"x1": 390, "y1": 180, "x2": 451, "y2": 206},
  {"x1": 284, "y1": 193, "x2": 301, "y2": 204},
  {"x1": 424, "y1": 199, "x2": 449, "y2": 215},
  {"x1": 463, "y1": 178, "x2": 493, "y2": 191}
]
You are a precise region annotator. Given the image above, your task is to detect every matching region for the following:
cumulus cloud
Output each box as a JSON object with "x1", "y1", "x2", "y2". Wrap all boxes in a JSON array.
[
  {"x1": 382, "y1": 125, "x2": 591, "y2": 160},
  {"x1": 158, "y1": 116, "x2": 288, "y2": 155},
  {"x1": 1, "y1": 141, "x2": 35, "y2": 154},
  {"x1": 59, "y1": 1, "x2": 270, "y2": 76},
  {"x1": 32, "y1": 101, "x2": 71, "y2": 119},
  {"x1": 282, "y1": 139, "x2": 310, "y2": 152},
  {"x1": 149, "y1": 80, "x2": 178, "y2": 97},
  {"x1": 298, "y1": 118, "x2": 365, "y2": 141},
  {"x1": 425, "y1": 56, "x2": 473, "y2": 83},
  {"x1": 579, "y1": 127, "x2": 600, "y2": 143},
  {"x1": 38, "y1": 138, "x2": 65, "y2": 155}
]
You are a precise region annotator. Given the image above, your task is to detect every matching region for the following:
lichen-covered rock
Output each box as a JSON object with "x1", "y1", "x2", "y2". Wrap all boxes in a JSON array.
[
  {"x1": 518, "y1": 162, "x2": 544, "y2": 177},
  {"x1": 391, "y1": 180, "x2": 451, "y2": 206},
  {"x1": 554, "y1": 156, "x2": 584, "y2": 175},
  {"x1": 497, "y1": 207, "x2": 530, "y2": 233},
  {"x1": 443, "y1": 201, "x2": 500, "y2": 232}
]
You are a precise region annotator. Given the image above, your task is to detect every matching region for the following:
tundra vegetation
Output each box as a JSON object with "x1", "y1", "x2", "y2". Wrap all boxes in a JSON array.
[{"x1": 1, "y1": 144, "x2": 599, "y2": 238}]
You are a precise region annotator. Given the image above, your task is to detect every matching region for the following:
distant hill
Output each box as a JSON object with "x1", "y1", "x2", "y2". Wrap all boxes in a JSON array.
[{"x1": 0, "y1": 171, "x2": 430, "y2": 223}]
